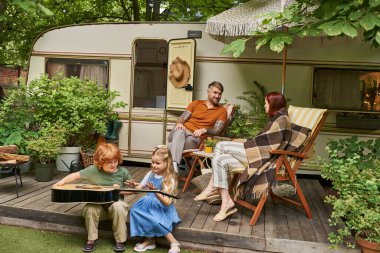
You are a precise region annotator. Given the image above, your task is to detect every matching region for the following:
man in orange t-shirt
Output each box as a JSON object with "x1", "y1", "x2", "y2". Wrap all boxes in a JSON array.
[{"x1": 168, "y1": 81, "x2": 227, "y2": 172}]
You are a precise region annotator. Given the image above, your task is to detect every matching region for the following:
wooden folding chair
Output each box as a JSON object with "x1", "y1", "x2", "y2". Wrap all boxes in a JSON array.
[
  {"x1": 229, "y1": 105, "x2": 328, "y2": 225},
  {"x1": 179, "y1": 103, "x2": 236, "y2": 193}
]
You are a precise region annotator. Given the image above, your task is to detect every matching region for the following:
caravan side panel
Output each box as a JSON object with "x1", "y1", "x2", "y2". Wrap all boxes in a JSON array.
[
  {"x1": 28, "y1": 56, "x2": 45, "y2": 81},
  {"x1": 110, "y1": 59, "x2": 131, "y2": 109}
]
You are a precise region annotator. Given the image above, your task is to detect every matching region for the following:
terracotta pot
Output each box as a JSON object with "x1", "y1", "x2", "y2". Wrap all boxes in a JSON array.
[{"x1": 356, "y1": 235, "x2": 380, "y2": 253}]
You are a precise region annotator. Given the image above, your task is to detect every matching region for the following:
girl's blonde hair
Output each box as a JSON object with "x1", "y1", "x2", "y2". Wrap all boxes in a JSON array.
[
  {"x1": 94, "y1": 143, "x2": 122, "y2": 170},
  {"x1": 152, "y1": 145, "x2": 178, "y2": 197}
]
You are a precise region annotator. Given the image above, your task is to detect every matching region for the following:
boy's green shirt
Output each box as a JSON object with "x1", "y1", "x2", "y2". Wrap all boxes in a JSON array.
[{"x1": 79, "y1": 165, "x2": 132, "y2": 187}]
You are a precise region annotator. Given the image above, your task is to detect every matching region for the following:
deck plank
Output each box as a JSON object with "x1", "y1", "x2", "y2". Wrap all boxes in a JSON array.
[
  {"x1": 264, "y1": 197, "x2": 277, "y2": 238},
  {"x1": 273, "y1": 200, "x2": 290, "y2": 239},
  {"x1": 295, "y1": 203, "x2": 317, "y2": 242},
  {"x1": 238, "y1": 208, "x2": 253, "y2": 236},
  {"x1": 190, "y1": 201, "x2": 212, "y2": 230},
  {"x1": 284, "y1": 204, "x2": 304, "y2": 241},
  {"x1": 0, "y1": 178, "x2": 56, "y2": 203},
  {"x1": 177, "y1": 197, "x2": 201, "y2": 228},
  {"x1": 299, "y1": 180, "x2": 329, "y2": 243},
  {"x1": 226, "y1": 205, "x2": 241, "y2": 235},
  {"x1": 202, "y1": 204, "x2": 219, "y2": 231}
]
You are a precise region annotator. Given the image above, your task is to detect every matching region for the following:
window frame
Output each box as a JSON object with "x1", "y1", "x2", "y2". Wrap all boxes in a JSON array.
[
  {"x1": 45, "y1": 57, "x2": 110, "y2": 89},
  {"x1": 312, "y1": 66, "x2": 380, "y2": 113}
]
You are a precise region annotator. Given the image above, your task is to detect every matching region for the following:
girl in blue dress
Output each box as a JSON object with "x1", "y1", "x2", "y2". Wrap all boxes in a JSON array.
[{"x1": 125, "y1": 145, "x2": 181, "y2": 253}]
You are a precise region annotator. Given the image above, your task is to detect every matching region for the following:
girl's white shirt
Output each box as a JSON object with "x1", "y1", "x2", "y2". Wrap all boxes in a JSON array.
[{"x1": 140, "y1": 171, "x2": 175, "y2": 191}]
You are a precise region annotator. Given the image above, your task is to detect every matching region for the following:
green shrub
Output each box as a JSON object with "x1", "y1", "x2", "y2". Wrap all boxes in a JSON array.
[
  {"x1": 225, "y1": 81, "x2": 267, "y2": 138},
  {"x1": 0, "y1": 85, "x2": 38, "y2": 154},
  {"x1": 26, "y1": 123, "x2": 67, "y2": 164},
  {"x1": 26, "y1": 74, "x2": 127, "y2": 146},
  {"x1": 321, "y1": 136, "x2": 380, "y2": 248}
]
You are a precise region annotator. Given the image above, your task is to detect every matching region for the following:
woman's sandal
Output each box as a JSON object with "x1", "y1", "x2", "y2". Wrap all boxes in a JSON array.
[
  {"x1": 213, "y1": 206, "x2": 237, "y2": 222},
  {"x1": 194, "y1": 189, "x2": 219, "y2": 201}
]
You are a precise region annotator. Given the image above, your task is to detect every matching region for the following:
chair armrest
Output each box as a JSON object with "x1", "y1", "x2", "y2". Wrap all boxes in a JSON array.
[
  {"x1": 230, "y1": 167, "x2": 245, "y2": 174},
  {"x1": 231, "y1": 138, "x2": 246, "y2": 143},
  {"x1": 270, "y1": 150, "x2": 307, "y2": 159},
  {"x1": 214, "y1": 136, "x2": 233, "y2": 142}
]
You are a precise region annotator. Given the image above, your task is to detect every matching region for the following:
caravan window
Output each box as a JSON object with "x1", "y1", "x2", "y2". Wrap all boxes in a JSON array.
[
  {"x1": 313, "y1": 68, "x2": 380, "y2": 112},
  {"x1": 46, "y1": 58, "x2": 109, "y2": 88},
  {"x1": 133, "y1": 39, "x2": 168, "y2": 108}
]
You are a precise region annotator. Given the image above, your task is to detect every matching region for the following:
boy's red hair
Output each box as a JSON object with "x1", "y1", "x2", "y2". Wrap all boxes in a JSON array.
[{"x1": 93, "y1": 143, "x2": 122, "y2": 169}]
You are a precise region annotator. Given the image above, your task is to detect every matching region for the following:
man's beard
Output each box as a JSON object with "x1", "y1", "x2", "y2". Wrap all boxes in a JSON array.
[{"x1": 210, "y1": 97, "x2": 220, "y2": 106}]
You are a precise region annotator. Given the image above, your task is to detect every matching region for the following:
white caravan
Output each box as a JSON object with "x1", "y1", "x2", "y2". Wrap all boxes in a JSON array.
[{"x1": 27, "y1": 22, "x2": 380, "y2": 171}]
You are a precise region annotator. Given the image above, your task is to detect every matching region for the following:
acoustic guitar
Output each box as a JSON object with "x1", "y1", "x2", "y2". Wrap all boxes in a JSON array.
[{"x1": 51, "y1": 184, "x2": 180, "y2": 203}]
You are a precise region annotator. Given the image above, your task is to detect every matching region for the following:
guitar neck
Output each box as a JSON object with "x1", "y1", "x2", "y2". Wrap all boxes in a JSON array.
[{"x1": 118, "y1": 188, "x2": 180, "y2": 199}]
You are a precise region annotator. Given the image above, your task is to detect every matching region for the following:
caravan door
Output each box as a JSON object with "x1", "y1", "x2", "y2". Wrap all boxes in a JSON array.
[
  {"x1": 129, "y1": 38, "x2": 196, "y2": 161},
  {"x1": 166, "y1": 38, "x2": 196, "y2": 110}
]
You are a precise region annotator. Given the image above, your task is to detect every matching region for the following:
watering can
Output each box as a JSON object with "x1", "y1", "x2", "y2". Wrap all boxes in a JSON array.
[{"x1": 61, "y1": 159, "x2": 83, "y2": 173}]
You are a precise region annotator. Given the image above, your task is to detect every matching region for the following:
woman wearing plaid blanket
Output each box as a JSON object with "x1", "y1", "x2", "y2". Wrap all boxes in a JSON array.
[{"x1": 194, "y1": 91, "x2": 290, "y2": 222}]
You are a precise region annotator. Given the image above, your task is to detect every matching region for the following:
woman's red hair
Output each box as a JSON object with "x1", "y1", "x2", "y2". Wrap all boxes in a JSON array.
[{"x1": 266, "y1": 91, "x2": 286, "y2": 118}]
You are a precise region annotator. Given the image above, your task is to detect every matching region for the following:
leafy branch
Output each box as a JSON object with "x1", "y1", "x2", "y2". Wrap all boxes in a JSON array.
[{"x1": 222, "y1": 0, "x2": 380, "y2": 57}]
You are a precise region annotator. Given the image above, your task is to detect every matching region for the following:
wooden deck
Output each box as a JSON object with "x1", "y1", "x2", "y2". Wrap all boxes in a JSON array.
[{"x1": 0, "y1": 166, "x2": 358, "y2": 253}]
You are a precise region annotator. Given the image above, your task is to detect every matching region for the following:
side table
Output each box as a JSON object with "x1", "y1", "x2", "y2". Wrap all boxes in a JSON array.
[{"x1": 181, "y1": 150, "x2": 214, "y2": 193}]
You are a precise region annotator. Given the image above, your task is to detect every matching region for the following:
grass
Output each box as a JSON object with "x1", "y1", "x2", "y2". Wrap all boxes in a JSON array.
[{"x1": 0, "y1": 225, "x2": 204, "y2": 253}]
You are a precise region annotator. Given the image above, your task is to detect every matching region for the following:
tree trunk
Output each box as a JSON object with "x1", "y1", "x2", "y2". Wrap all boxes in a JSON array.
[
  {"x1": 0, "y1": 0, "x2": 7, "y2": 31},
  {"x1": 131, "y1": 0, "x2": 140, "y2": 21},
  {"x1": 0, "y1": 0, "x2": 6, "y2": 15},
  {"x1": 145, "y1": 0, "x2": 152, "y2": 21},
  {"x1": 152, "y1": 0, "x2": 160, "y2": 21}
]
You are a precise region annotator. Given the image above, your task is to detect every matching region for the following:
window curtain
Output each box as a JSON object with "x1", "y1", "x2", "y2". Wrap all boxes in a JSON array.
[
  {"x1": 313, "y1": 70, "x2": 362, "y2": 110},
  {"x1": 79, "y1": 65, "x2": 108, "y2": 88},
  {"x1": 47, "y1": 63, "x2": 67, "y2": 79}
]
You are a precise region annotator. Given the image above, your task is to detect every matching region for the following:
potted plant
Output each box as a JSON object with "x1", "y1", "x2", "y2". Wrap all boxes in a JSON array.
[
  {"x1": 204, "y1": 137, "x2": 217, "y2": 153},
  {"x1": 27, "y1": 74, "x2": 126, "y2": 171},
  {"x1": 320, "y1": 136, "x2": 380, "y2": 251},
  {"x1": 26, "y1": 122, "x2": 67, "y2": 182},
  {"x1": 336, "y1": 112, "x2": 380, "y2": 130}
]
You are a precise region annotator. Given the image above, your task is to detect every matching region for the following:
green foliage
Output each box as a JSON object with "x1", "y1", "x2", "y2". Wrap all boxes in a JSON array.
[
  {"x1": 0, "y1": 0, "x2": 247, "y2": 67},
  {"x1": 320, "y1": 136, "x2": 380, "y2": 247},
  {"x1": 225, "y1": 81, "x2": 267, "y2": 138},
  {"x1": 221, "y1": 38, "x2": 248, "y2": 57},
  {"x1": 0, "y1": 85, "x2": 38, "y2": 154},
  {"x1": 26, "y1": 122, "x2": 67, "y2": 164},
  {"x1": 222, "y1": 0, "x2": 380, "y2": 57},
  {"x1": 204, "y1": 137, "x2": 217, "y2": 148},
  {"x1": 27, "y1": 74, "x2": 127, "y2": 146},
  {"x1": 10, "y1": 0, "x2": 53, "y2": 15},
  {"x1": 1, "y1": 74, "x2": 126, "y2": 157}
]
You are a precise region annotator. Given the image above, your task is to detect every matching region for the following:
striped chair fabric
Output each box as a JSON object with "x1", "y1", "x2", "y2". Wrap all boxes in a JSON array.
[{"x1": 288, "y1": 105, "x2": 327, "y2": 134}]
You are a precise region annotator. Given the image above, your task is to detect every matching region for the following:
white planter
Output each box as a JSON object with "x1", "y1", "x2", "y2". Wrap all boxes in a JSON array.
[{"x1": 56, "y1": 146, "x2": 81, "y2": 172}]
